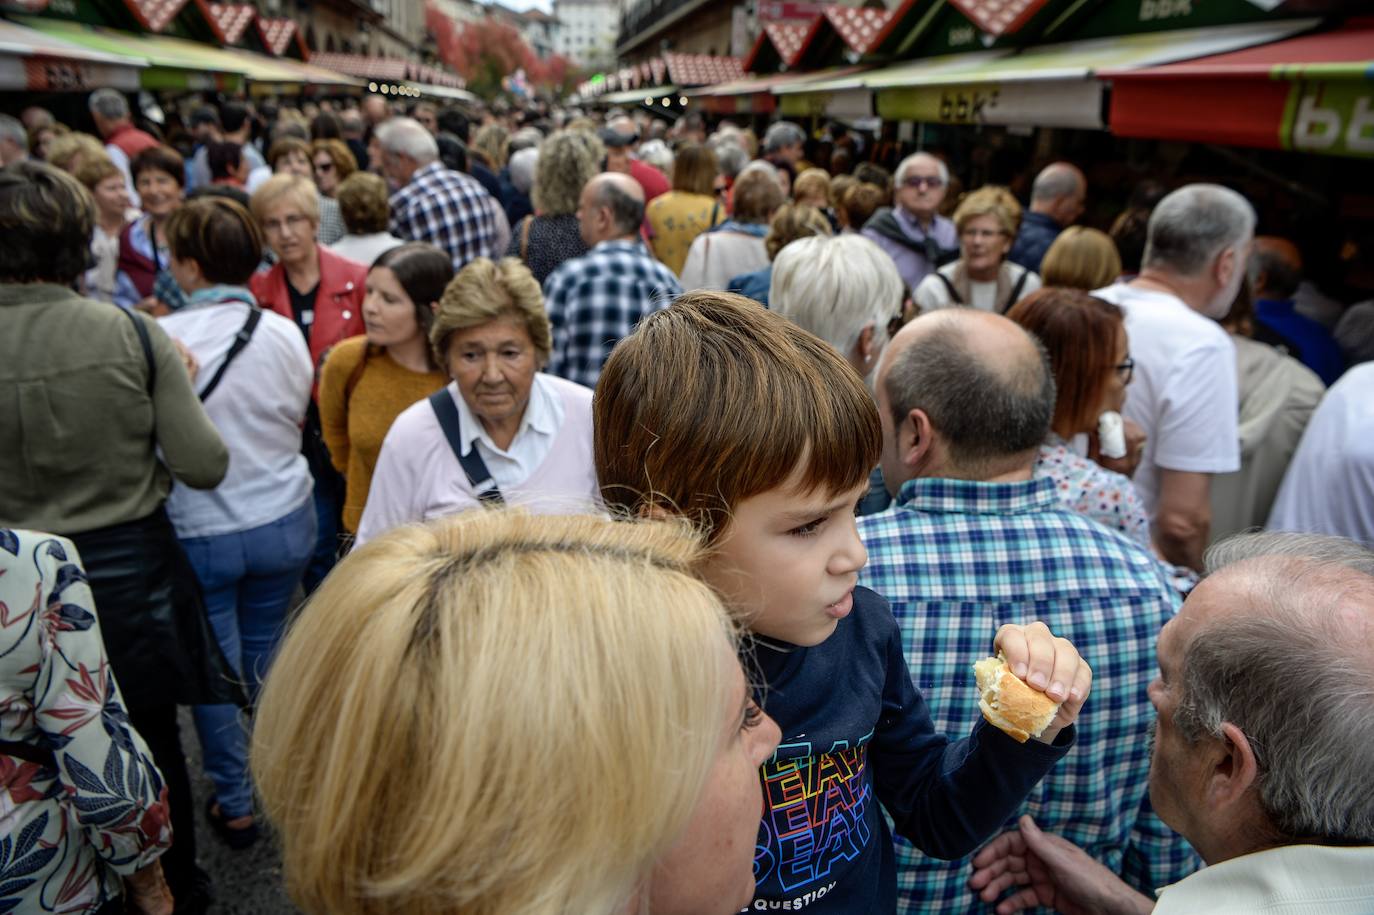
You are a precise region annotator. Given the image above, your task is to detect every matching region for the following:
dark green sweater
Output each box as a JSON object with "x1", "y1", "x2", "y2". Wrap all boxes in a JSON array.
[{"x1": 0, "y1": 283, "x2": 228, "y2": 534}]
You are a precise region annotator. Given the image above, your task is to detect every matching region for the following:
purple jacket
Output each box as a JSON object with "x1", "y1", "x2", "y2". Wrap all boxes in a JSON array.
[{"x1": 861, "y1": 206, "x2": 959, "y2": 291}]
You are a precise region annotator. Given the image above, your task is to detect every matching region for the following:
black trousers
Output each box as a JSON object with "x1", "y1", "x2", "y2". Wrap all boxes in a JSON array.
[{"x1": 123, "y1": 698, "x2": 201, "y2": 914}]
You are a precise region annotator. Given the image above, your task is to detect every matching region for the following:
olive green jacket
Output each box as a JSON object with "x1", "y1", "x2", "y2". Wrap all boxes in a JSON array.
[{"x1": 0, "y1": 283, "x2": 228, "y2": 535}]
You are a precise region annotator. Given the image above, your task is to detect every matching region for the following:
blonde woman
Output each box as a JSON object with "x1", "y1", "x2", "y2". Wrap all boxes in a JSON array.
[
  {"x1": 1039, "y1": 225, "x2": 1123, "y2": 291},
  {"x1": 355, "y1": 257, "x2": 599, "y2": 544},
  {"x1": 914, "y1": 185, "x2": 1041, "y2": 314},
  {"x1": 505, "y1": 129, "x2": 602, "y2": 284},
  {"x1": 252, "y1": 511, "x2": 781, "y2": 915}
]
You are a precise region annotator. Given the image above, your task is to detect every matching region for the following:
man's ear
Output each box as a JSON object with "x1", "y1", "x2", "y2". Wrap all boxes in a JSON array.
[
  {"x1": 1215, "y1": 245, "x2": 1239, "y2": 289},
  {"x1": 903, "y1": 408, "x2": 935, "y2": 471},
  {"x1": 1206, "y1": 722, "x2": 1261, "y2": 809}
]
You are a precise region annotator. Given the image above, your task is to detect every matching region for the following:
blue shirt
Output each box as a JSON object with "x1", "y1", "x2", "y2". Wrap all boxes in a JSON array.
[
  {"x1": 857, "y1": 476, "x2": 1201, "y2": 913},
  {"x1": 727, "y1": 263, "x2": 772, "y2": 305},
  {"x1": 541, "y1": 239, "x2": 682, "y2": 389},
  {"x1": 1254, "y1": 297, "x2": 1345, "y2": 386},
  {"x1": 1008, "y1": 210, "x2": 1062, "y2": 272},
  {"x1": 747, "y1": 586, "x2": 1073, "y2": 913}
]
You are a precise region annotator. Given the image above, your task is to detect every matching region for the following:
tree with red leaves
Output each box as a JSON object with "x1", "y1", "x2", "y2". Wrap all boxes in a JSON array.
[{"x1": 426, "y1": 2, "x2": 581, "y2": 98}]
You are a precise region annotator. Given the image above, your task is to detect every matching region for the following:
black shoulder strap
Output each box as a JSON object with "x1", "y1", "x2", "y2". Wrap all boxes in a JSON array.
[
  {"x1": 1001, "y1": 268, "x2": 1031, "y2": 314},
  {"x1": 427, "y1": 389, "x2": 505, "y2": 506},
  {"x1": 199, "y1": 307, "x2": 262, "y2": 402},
  {"x1": 122, "y1": 306, "x2": 156, "y2": 394},
  {"x1": 935, "y1": 271, "x2": 963, "y2": 305}
]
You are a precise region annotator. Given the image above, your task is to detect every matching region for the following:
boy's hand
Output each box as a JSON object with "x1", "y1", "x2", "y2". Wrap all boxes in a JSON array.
[{"x1": 993, "y1": 621, "x2": 1090, "y2": 744}]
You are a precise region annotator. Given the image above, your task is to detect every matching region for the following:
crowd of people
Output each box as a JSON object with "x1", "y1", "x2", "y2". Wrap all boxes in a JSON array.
[{"x1": 0, "y1": 87, "x2": 1371, "y2": 915}]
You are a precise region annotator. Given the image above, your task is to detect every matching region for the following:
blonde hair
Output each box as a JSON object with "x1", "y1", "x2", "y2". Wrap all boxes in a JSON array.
[
  {"x1": 764, "y1": 202, "x2": 832, "y2": 260},
  {"x1": 251, "y1": 511, "x2": 740, "y2": 915},
  {"x1": 44, "y1": 131, "x2": 104, "y2": 172},
  {"x1": 791, "y1": 168, "x2": 830, "y2": 206},
  {"x1": 1039, "y1": 226, "x2": 1123, "y2": 291},
  {"x1": 250, "y1": 173, "x2": 319, "y2": 226},
  {"x1": 952, "y1": 185, "x2": 1022, "y2": 237},
  {"x1": 430, "y1": 257, "x2": 552, "y2": 364},
  {"x1": 532, "y1": 129, "x2": 601, "y2": 217},
  {"x1": 472, "y1": 123, "x2": 510, "y2": 169}
]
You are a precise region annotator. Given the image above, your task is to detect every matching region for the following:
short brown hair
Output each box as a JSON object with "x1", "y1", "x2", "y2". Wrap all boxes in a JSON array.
[
  {"x1": 336, "y1": 171, "x2": 389, "y2": 234},
  {"x1": 1005, "y1": 288, "x2": 1124, "y2": 439},
  {"x1": 166, "y1": 196, "x2": 264, "y2": 286},
  {"x1": 791, "y1": 168, "x2": 830, "y2": 205},
  {"x1": 430, "y1": 257, "x2": 551, "y2": 365},
  {"x1": 1041, "y1": 226, "x2": 1122, "y2": 290},
  {"x1": 73, "y1": 154, "x2": 123, "y2": 192},
  {"x1": 594, "y1": 291, "x2": 880, "y2": 542},
  {"x1": 311, "y1": 138, "x2": 358, "y2": 181},
  {"x1": 131, "y1": 145, "x2": 185, "y2": 188},
  {"x1": 267, "y1": 137, "x2": 311, "y2": 171},
  {"x1": 764, "y1": 203, "x2": 832, "y2": 260},
  {"x1": 953, "y1": 185, "x2": 1021, "y2": 237},
  {"x1": 731, "y1": 164, "x2": 785, "y2": 224},
  {"x1": 671, "y1": 143, "x2": 718, "y2": 196},
  {"x1": 0, "y1": 161, "x2": 94, "y2": 285},
  {"x1": 840, "y1": 182, "x2": 885, "y2": 231}
]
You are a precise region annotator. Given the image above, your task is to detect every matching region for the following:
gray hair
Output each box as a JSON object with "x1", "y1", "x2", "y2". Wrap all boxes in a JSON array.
[
  {"x1": 1334, "y1": 301, "x2": 1374, "y2": 366},
  {"x1": 0, "y1": 114, "x2": 26, "y2": 148},
  {"x1": 592, "y1": 178, "x2": 644, "y2": 236},
  {"x1": 508, "y1": 147, "x2": 539, "y2": 195},
  {"x1": 1247, "y1": 245, "x2": 1302, "y2": 300},
  {"x1": 762, "y1": 121, "x2": 805, "y2": 154},
  {"x1": 88, "y1": 88, "x2": 129, "y2": 121},
  {"x1": 1142, "y1": 183, "x2": 1256, "y2": 277},
  {"x1": 375, "y1": 117, "x2": 438, "y2": 164},
  {"x1": 894, "y1": 152, "x2": 949, "y2": 188},
  {"x1": 712, "y1": 141, "x2": 749, "y2": 180},
  {"x1": 1030, "y1": 162, "x2": 1083, "y2": 204},
  {"x1": 1176, "y1": 531, "x2": 1374, "y2": 844},
  {"x1": 637, "y1": 139, "x2": 674, "y2": 182},
  {"x1": 509, "y1": 126, "x2": 543, "y2": 153},
  {"x1": 884, "y1": 317, "x2": 1056, "y2": 475},
  {"x1": 771, "y1": 234, "x2": 902, "y2": 357}
]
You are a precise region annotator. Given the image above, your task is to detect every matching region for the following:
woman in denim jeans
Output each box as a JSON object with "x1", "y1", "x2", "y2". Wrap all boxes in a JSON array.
[{"x1": 159, "y1": 196, "x2": 317, "y2": 849}]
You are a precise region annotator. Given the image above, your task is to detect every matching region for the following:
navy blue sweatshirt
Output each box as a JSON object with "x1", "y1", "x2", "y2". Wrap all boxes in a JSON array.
[{"x1": 742, "y1": 586, "x2": 1072, "y2": 914}]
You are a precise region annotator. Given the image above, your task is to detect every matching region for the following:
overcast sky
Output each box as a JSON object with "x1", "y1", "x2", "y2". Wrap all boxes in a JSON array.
[{"x1": 484, "y1": 0, "x2": 555, "y2": 16}]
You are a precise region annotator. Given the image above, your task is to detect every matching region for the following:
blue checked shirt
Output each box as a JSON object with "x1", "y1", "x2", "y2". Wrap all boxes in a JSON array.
[
  {"x1": 857, "y1": 477, "x2": 1202, "y2": 913},
  {"x1": 389, "y1": 162, "x2": 502, "y2": 270},
  {"x1": 541, "y1": 238, "x2": 682, "y2": 389}
]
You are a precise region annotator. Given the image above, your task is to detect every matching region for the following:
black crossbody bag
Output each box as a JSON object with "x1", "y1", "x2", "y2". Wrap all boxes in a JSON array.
[
  {"x1": 428, "y1": 389, "x2": 505, "y2": 506},
  {"x1": 198, "y1": 308, "x2": 262, "y2": 401}
]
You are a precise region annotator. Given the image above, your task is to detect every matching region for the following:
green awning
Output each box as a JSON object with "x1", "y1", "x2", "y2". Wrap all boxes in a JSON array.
[
  {"x1": 0, "y1": 17, "x2": 144, "y2": 91},
  {"x1": 19, "y1": 16, "x2": 246, "y2": 91}
]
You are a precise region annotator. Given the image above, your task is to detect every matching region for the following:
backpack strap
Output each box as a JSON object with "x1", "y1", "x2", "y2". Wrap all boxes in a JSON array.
[
  {"x1": 427, "y1": 389, "x2": 504, "y2": 506},
  {"x1": 1001, "y1": 268, "x2": 1031, "y2": 314},
  {"x1": 934, "y1": 271, "x2": 963, "y2": 305},
  {"x1": 121, "y1": 305, "x2": 156, "y2": 394},
  {"x1": 198, "y1": 307, "x2": 261, "y2": 402}
]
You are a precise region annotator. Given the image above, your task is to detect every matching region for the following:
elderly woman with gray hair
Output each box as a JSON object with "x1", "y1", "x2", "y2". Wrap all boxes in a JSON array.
[
  {"x1": 505, "y1": 129, "x2": 602, "y2": 284},
  {"x1": 356, "y1": 257, "x2": 600, "y2": 544}
]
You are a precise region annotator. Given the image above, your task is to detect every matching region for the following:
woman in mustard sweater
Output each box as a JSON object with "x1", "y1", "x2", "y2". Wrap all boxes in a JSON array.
[{"x1": 318, "y1": 243, "x2": 452, "y2": 534}]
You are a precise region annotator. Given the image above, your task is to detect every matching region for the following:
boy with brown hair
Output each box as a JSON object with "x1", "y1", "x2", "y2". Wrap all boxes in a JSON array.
[{"x1": 595, "y1": 292, "x2": 1091, "y2": 913}]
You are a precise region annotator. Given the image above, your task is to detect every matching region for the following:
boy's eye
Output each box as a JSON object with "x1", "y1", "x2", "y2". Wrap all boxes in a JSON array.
[{"x1": 788, "y1": 517, "x2": 825, "y2": 537}]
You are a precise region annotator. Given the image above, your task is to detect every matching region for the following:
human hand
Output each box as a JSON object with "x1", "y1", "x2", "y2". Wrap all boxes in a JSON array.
[
  {"x1": 125, "y1": 860, "x2": 174, "y2": 915},
  {"x1": 1092, "y1": 419, "x2": 1147, "y2": 479},
  {"x1": 172, "y1": 338, "x2": 199, "y2": 382},
  {"x1": 135, "y1": 295, "x2": 159, "y2": 315},
  {"x1": 969, "y1": 816, "x2": 1152, "y2": 915},
  {"x1": 992, "y1": 621, "x2": 1091, "y2": 744}
]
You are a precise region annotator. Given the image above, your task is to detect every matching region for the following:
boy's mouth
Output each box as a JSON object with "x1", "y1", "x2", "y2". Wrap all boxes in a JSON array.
[{"x1": 825, "y1": 591, "x2": 854, "y2": 620}]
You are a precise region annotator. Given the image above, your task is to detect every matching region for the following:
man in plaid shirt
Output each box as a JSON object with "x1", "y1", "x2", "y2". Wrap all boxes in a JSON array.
[
  {"x1": 542, "y1": 173, "x2": 681, "y2": 388},
  {"x1": 857, "y1": 309, "x2": 1201, "y2": 913},
  {"x1": 376, "y1": 117, "x2": 506, "y2": 270}
]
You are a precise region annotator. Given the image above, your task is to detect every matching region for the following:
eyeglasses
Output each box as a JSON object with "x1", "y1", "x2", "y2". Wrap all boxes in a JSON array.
[
  {"x1": 1115, "y1": 356, "x2": 1135, "y2": 385},
  {"x1": 902, "y1": 176, "x2": 945, "y2": 191},
  {"x1": 262, "y1": 213, "x2": 312, "y2": 235},
  {"x1": 960, "y1": 227, "x2": 1006, "y2": 240}
]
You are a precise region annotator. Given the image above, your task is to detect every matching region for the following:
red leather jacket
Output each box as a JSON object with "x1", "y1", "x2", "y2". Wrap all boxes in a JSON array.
[{"x1": 250, "y1": 246, "x2": 367, "y2": 372}]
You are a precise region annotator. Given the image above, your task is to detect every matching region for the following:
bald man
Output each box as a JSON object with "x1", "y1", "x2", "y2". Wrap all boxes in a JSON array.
[
  {"x1": 1248, "y1": 236, "x2": 1344, "y2": 386},
  {"x1": 540, "y1": 172, "x2": 682, "y2": 387},
  {"x1": 858, "y1": 309, "x2": 1195, "y2": 914},
  {"x1": 970, "y1": 531, "x2": 1374, "y2": 914},
  {"x1": 1009, "y1": 161, "x2": 1086, "y2": 272}
]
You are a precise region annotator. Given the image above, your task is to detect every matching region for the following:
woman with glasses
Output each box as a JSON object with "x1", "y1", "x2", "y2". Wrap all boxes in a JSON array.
[
  {"x1": 646, "y1": 143, "x2": 725, "y2": 276},
  {"x1": 1006, "y1": 287, "x2": 1153, "y2": 548},
  {"x1": 310, "y1": 139, "x2": 357, "y2": 199},
  {"x1": 249, "y1": 174, "x2": 366, "y2": 591},
  {"x1": 268, "y1": 137, "x2": 346, "y2": 245},
  {"x1": 913, "y1": 185, "x2": 1041, "y2": 315}
]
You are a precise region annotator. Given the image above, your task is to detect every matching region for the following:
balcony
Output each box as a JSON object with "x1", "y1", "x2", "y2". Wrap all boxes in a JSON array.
[{"x1": 617, "y1": 0, "x2": 715, "y2": 54}]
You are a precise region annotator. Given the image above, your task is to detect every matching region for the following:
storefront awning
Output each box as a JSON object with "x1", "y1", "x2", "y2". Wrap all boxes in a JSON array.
[
  {"x1": 859, "y1": 18, "x2": 1317, "y2": 129},
  {"x1": 0, "y1": 17, "x2": 144, "y2": 91},
  {"x1": 19, "y1": 16, "x2": 246, "y2": 91},
  {"x1": 684, "y1": 65, "x2": 866, "y2": 113},
  {"x1": 596, "y1": 85, "x2": 681, "y2": 106},
  {"x1": 1105, "y1": 17, "x2": 1374, "y2": 158}
]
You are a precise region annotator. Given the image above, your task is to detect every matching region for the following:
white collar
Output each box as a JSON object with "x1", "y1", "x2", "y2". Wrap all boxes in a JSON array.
[
  {"x1": 1155, "y1": 844, "x2": 1374, "y2": 914},
  {"x1": 450, "y1": 373, "x2": 558, "y2": 457}
]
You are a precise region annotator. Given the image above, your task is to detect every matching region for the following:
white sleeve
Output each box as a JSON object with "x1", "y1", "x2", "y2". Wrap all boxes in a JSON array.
[
  {"x1": 679, "y1": 235, "x2": 706, "y2": 291},
  {"x1": 914, "y1": 274, "x2": 947, "y2": 313},
  {"x1": 1152, "y1": 335, "x2": 1241, "y2": 474},
  {"x1": 355, "y1": 418, "x2": 420, "y2": 546}
]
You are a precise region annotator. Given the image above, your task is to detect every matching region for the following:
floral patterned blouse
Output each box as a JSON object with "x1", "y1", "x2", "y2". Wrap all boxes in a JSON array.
[
  {"x1": 645, "y1": 191, "x2": 724, "y2": 276},
  {"x1": 1034, "y1": 435, "x2": 1151, "y2": 546},
  {"x1": 0, "y1": 529, "x2": 171, "y2": 914}
]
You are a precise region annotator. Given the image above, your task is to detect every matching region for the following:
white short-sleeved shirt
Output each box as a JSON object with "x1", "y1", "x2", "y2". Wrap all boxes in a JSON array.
[
  {"x1": 1092, "y1": 282, "x2": 1240, "y2": 516},
  {"x1": 1266, "y1": 362, "x2": 1373, "y2": 545}
]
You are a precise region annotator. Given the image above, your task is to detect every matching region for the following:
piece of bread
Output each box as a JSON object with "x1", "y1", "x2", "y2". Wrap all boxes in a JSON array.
[{"x1": 973, "y1": 655, "x2": 1061, "y2": 743}]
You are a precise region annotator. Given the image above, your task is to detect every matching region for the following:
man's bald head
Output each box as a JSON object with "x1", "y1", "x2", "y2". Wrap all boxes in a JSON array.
[
  {"x1": 1172, "y1": 531, "x2": 1374, "y2": 846},
  {"x1": 1030, "y1": 161, "x2": 1087, "y2": 226},
  {"x1": 1248, "y1": 235, "x2": 1304, "y2": 301},
  {"x1": 879, "y1": 310, "x2": 1056, "y2": 481},
  {"x1": 578, "y1": 172, "x2": 645, "y2": 246}
]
